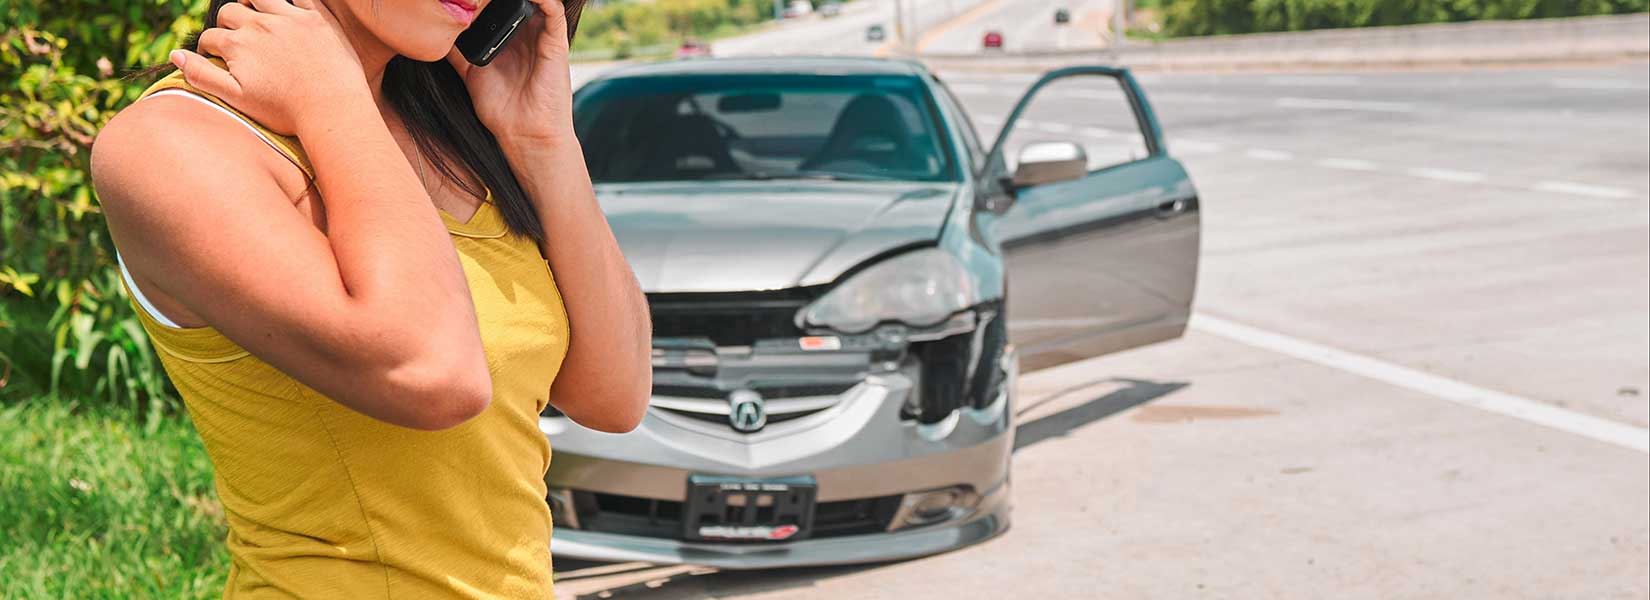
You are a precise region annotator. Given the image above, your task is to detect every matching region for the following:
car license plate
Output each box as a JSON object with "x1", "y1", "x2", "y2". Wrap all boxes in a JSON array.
[{"x1": 684, "y1": 475, "x2": 816, "y2": 542}]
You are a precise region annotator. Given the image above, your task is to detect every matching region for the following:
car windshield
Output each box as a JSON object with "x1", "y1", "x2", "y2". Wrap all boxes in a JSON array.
[{"x1": 573, "y1": 73, "x2": 958, "y2": 183}]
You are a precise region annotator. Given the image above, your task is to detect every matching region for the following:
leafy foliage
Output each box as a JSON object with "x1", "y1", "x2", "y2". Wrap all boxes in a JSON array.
[
  {"x1": 1, "y1": 0, "x2": 207, "y2": 412},
  {"x1": 1161, "y1": 0, "x2": 1649, "y2": 36},
  {"x1": 2, "y1": 0, "x2": 210, "y2": 413}
]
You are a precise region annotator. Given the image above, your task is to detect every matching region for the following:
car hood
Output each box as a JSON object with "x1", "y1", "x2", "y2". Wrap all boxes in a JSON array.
[{"x1": 597, "y1": 180, "x2": 961, "y2": 293}]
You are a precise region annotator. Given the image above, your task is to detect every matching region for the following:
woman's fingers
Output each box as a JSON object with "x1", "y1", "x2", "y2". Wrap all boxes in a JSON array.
[
  {"x1": 242, "y1": 0, "x2": 297, "y2": 14},
  {"x1": 197, "y1": 27, "x2": 234, "y2": 57},
  {"x1": 214, "y1": 2, "x2": 255, "y2": 28},
  {"x1": 170, "y1": 49, "x2": 244, "y2": 100}
]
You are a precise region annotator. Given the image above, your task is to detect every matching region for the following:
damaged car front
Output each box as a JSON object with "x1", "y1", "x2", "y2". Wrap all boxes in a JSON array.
[{"x1": 545, "y1": 60, "x2": 1015, "y2": 568}]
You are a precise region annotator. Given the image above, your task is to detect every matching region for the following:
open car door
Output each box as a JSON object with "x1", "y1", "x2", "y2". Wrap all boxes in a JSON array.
[{"x1": 979, "y1": 66, "x2": 1201, "y2": 371}]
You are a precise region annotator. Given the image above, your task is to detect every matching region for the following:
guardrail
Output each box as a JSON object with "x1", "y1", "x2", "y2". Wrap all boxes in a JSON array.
[{"x1": 916, "y1": 13, "x2": 1650, "y2": 71}]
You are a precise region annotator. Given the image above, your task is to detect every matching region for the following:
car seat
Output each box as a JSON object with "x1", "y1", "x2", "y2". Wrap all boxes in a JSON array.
[
  {"x1": 801, "y1": 94, "x2": 929, "y2": 175},
  {"x1": 639, "y1": 114, "x2": 740, "y2": 180}
]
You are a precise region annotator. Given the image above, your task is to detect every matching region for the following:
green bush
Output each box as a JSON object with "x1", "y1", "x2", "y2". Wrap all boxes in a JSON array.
[
  {"x1": 1161, "y1": 0, "x2": 1649, "y2": 36},
  {"x1": 2, "y1": 0, "x2": 207, "y2": 414}
]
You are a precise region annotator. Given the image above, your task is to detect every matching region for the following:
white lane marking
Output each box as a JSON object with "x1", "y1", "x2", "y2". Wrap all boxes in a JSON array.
[
  {"x1": 1192, "y1": 314, "x2": 1650, "y2": 454},
  {"x1": 1150, "y1": 93, "x2": 1235, "y2": 104},
  {"x1": 1405, "y1": 167, "x2": 1488, "y2": 184},
  {"x1": 1534, "y1": 180, "x2": 1637, "y2": 199},
  {"x1": 1052, "y1": 89, "x2": 1121, "y2": 101},
  {"x1": 1316, "y1": 157, "x2": 1382, "y2": 171},
  {"x1": 974, "y1": 114, "x2": 1004, "y2": 126},
  {"x1": 1079, "y1": 126, "x2": 1117, "y2": 138},
  {"x1": 1266, "y1": 75, "x2": 1361, "y2": 87},
  {"x1": 1276, "y1": 97, "x2": 1417, "y2": 113},
  {"x1": 946, "y1": 83, "x2": 996, "y2": 95},
  {"x1": 1173, "y1": 139, "x2": 1224, "y2": 154},
  {"x1": 1244, "y1": 148, "x2": 1296, "y2": 161},
  {"x1": 944, "y1": 73, "x2": 1038, "y2": 85},
  {"x1": 1551, "y1": 78, "x2": 1650, "y2": 91},
  {"x1": 1034, "y1": 122, "x2": 1073, "y2": 133}
]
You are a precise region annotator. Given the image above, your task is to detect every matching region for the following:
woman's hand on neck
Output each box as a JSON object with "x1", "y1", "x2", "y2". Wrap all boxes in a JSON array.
[{"x1": 316, "y1": 0, "x2": 398, "y2": 100}]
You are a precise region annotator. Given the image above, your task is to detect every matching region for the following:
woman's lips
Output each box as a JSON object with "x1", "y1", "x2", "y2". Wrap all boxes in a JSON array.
[{"x1": 439, "y1": 0, "x2": 478, "y2": 24}]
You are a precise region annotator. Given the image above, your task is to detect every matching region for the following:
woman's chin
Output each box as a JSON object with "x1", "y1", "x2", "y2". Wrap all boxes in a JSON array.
[{"x1": 406, "y1": 47, "x2": 454, "y2": 63}]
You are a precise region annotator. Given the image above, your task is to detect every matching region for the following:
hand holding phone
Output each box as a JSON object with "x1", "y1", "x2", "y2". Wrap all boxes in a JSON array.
[{"x1": 455, "y1": 0, "x2": 588, "y2": 67}]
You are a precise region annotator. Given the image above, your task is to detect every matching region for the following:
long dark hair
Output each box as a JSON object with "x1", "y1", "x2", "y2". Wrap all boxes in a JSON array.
[{"x1": 138, "y1": 0, "x2": 544, "y2": 243}]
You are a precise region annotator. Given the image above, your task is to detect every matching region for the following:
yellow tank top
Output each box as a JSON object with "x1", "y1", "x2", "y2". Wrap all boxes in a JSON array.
[{"x1": 123, "y1": 72, "x2": 569, "y2": 599}]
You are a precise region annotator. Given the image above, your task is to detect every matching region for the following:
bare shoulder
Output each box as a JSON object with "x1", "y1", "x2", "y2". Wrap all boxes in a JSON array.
[
  {"x1": 91, "y1": 92, "x2": 324, "y2": 318},
  {"x1": 91, "y1": 93, "x2": 309, "y2": 218}
]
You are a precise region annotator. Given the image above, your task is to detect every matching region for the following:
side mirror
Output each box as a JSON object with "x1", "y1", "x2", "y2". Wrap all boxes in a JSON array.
[{"x1": 1012, "y1": 142, "x2": 1088, "y2": 189}]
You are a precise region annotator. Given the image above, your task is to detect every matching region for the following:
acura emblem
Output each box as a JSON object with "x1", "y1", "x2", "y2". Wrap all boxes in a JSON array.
[{"x1": 728, "y1": 389, "x2": 767, "y2": 433}]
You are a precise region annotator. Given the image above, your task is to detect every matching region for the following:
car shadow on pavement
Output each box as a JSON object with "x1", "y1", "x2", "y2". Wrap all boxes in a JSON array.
[
  {"x1": 553, "y1": 377, "x2": 1187, "y2": 598},
  {"x1": 1013, "y1": 378, "x2": 1189, "y2": 451},
  {"x1": 553, "y1": 557, "x2": 889, "y2": 599}
]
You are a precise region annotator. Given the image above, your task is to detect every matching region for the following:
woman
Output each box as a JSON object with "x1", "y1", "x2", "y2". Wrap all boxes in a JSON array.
[{"x1": 89, "y1": 0, "x2": 650, "y2": 596}]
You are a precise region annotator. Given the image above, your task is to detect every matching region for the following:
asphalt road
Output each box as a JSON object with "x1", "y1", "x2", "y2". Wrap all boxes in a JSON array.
[
  {"x1": 711, "y1": 0, "x2": 994, "y2": 57},
  {"x1": 919, "y1": 0, "x2": 1112, "y2": 54},
  {"x1": 561, "y1": 42, "x2": 1650, "y2": 600},
  {"x1": 707, "y1": 0, "x2": 1112, "y2": 57}
]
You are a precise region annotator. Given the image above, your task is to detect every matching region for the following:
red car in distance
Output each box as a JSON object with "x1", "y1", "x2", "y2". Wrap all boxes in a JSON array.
[
  {"x1": 676, "y1": 38, "x2": 712, "y2": 59},
  {"x1": 983, "y1": 31, "x2": 1004, "y2": 50}
]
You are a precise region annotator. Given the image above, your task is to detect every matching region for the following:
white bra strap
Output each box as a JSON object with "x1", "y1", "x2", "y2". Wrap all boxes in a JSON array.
[
  {"x1": 145, "y1": 89, "x2": 289, "y2": 165},
  {"x1": 117, "y1": 252, "x2": 185, "y2": 329}
]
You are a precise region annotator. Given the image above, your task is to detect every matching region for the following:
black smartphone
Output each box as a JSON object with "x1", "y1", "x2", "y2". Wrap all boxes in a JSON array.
[
  {"x1": 455, "y1": 0, "x2": 588, "y2": 67},
  {"x1": 455, "y1": 0, "x2": 534, "y2": 66}
]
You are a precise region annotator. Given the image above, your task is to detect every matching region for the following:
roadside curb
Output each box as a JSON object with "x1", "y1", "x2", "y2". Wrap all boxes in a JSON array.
[{"x1": 913, "y1": 13, "x2": 1650, "y2": 73}]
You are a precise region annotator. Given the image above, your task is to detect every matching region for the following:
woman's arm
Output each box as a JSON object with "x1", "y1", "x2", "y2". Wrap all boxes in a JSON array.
[
  {"x1": 446, "y1": 0, "x2": 651, "y2": 434},
  {"x1": 91, "y1": 0, "x2": 491, "y2": 431},
  {"x1": 503, "y1": 134, "x2": 652, "y2": 434}
]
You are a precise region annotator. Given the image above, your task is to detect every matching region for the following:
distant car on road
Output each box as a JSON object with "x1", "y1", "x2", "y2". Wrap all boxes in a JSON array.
[
  {"x1": 983, "y1": 30, "x2": 1004, "y2": 49},
  {"x1": 558, "y1": 57, "x2": 1202, "y2": 569},
  {"x1": 675, "y1": 38, "x2": 712, "y2": 59},
  {"x1": 784, "y1": 0, "x2": 813, "y2": 18},
  {"x1": 820, "y1": 1, "x2": 842, "y2": 17},
  {"x1": 866, "y1": 24, "x2": 886, "y2": 42},
  {"x1": 1054, "y1": 8, "x2": 1071, "y2": 24}
]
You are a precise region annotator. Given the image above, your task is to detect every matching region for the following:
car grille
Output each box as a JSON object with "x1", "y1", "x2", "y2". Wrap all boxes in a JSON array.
[
  {"x1": 651, "y1": 381, "x2": 860, "y2": 427},
  {"x1": 570, "y1": 491, "x2": 903, "y2": 541},
  {"x1": 648, "y1": 288, "x2": 821, "y2": 347}
]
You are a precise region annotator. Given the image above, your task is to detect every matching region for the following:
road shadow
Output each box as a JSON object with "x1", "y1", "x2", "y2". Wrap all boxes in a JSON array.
[
  {"x1": 554, "y1": 557, "x2": 888, "y2": 599},
  {"x1": 555, "y1": 376, "x2": 1188, "y2": 598},
  {"x1": 1013, "y1": 377, "x2": 1189, "y2": 451}
]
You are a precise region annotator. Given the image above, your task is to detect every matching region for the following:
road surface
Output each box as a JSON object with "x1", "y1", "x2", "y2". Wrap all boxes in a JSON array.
[
  {"x1": 919, "y1": 0, "x2": 1113, "y2": 54},
  {"x1": 559, "y1": 25, "x2": 1650, "y2": 600},
  {"x1": 711, "y1": 0, "x2": 995, "y2": 57}
]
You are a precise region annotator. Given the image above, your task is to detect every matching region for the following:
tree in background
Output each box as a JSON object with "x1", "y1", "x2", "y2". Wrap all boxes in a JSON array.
[
  {"x1": 1, "y1": 0, "x2": 203, "y2": 418},
  {"x1": 1163, "y1": 0, "x2": 1648, "y2": 36}
]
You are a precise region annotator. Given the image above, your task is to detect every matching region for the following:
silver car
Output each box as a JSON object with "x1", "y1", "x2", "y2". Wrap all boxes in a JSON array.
[{"x1": 547, "y1": 58, "x2": 1201, "y2": 568}]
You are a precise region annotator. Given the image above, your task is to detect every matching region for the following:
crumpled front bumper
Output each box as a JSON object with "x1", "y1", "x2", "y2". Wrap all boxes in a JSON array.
[{"x1": 540, "y1": 351, "x2": 1017, "y2": 568}]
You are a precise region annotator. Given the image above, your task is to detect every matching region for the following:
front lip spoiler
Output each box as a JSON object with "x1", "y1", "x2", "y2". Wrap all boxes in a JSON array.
[{"x1": 552, "y1": 500, "x2": 1010, "y2": 570}]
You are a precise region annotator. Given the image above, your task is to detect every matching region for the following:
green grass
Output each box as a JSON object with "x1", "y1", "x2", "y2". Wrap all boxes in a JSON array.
[{"x1": 0, "y1": 399, "x2": 225, "y2": 599}]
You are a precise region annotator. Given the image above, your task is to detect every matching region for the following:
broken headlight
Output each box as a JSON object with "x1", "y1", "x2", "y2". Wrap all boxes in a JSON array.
[{"x1": 800, "y1": 248, "x2": 979, "y2": 334}]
